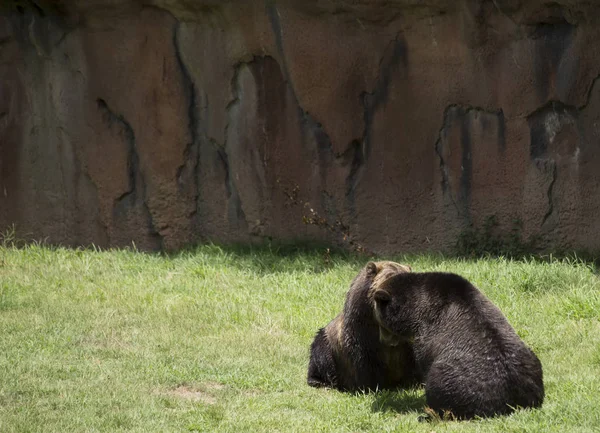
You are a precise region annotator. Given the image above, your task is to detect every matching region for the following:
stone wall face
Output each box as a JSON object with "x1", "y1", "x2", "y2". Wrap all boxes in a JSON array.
[{"x1": 1, "y1": 0, "x2": 600, "y2": 253}]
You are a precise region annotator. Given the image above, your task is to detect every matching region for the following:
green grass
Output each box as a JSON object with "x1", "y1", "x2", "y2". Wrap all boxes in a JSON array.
[{"x1": 0, "y1": 242, "x2": 599, "y2": 432}]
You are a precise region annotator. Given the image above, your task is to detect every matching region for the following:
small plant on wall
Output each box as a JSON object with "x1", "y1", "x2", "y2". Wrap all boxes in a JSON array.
[{"x1": 277, "y1": 179, "x2": 369, "y2": 255}]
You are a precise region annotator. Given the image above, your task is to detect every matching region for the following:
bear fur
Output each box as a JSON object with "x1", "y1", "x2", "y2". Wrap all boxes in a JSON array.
[
  {"x1": 307, "y1": 261, "x2": 421, "y2": 392},
  {"x1": 371, "y1": 271, "x2": 544, "y2": 419}
]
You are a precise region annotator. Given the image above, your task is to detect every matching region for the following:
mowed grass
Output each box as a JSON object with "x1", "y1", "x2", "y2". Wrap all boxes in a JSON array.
[{"x1": 0, "y1": 243, "x2": 599, "y2": 432}]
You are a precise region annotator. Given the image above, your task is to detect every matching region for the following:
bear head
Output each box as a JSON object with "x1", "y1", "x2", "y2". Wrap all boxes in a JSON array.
[{"x1": 369, "y1": 272, "x2": 420, "y2": 346}]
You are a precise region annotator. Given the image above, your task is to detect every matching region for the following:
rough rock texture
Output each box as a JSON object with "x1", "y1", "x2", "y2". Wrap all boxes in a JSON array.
[{"x1": 1, "y1": 0, "x2": 600, "y2": 252}]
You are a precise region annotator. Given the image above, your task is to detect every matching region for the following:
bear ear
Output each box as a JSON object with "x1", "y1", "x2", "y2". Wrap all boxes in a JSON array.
[
  {"x1": 366, "y1": 262, "x2": 378, "y2": 277},
  {"x1": 373, "y1": 289, "x2": 391, "y2": 303}
]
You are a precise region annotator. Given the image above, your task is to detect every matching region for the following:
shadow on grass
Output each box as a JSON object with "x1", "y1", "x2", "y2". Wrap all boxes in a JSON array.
[
  {"x1": 454, "y1": 250, "x2": 600, "y2": 276},
  {"x1": 169, "y1": 240, "x2": 374, "y2": 275},
  {"x1": 2, "y1": 225, "x2": 599, "y2": 276},
  {"x1": 370, "y1": 388, "x2": 426, "y2": 415},
  {"x1": 173, "y1": 239, "x2": 364, "y2": 259},
  {"x1": 453, "y1": 216, "x2": 600, "y2": 272},
  {"x1": 0, "y1": 232, "x2": 376, "y2": 275}
]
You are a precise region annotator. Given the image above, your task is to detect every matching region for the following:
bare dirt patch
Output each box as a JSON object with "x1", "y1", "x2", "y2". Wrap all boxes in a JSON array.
[
  {"x1": 202, "y1": 381, "x2": 225, "y2": 391},
  {"x1": 160, "y1": 382, "x2": 225, "y2": 405}
]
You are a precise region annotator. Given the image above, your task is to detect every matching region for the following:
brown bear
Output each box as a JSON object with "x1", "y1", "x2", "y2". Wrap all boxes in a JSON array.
[
  {"x1": 307, "y1": 261, "x2": 421, "y2": 392},
  {"x1": 371, "y1": 271, "x2": 545, "y2": 419}
]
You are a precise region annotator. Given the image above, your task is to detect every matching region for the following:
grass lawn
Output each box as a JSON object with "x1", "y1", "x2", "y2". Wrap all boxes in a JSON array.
[{"x1": 0, "y1": 242, "x2": 599, "y2": 432}]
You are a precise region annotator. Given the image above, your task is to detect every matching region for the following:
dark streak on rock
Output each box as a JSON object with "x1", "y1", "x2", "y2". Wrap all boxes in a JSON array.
[
  {"x1": 542, "y1": 160, "x2": 557, "y2": 226},
  {"x1": 97, "y1": 98, "x2": 137, "y2": 202},
  {"x1": 216, "y1": 145, "x2": 244, "y2": 224},
  {"x1": 215, "y1": 146, "x2": 231, "y2": 199},
  {"x1": 267, "y1": 2, "x2": 335, "y2": 155},
  {"x1": 348, "y1": 35, "x2": 408, "y2": 202},
  {"x1": 267, "y1": 2, "x2": 337, "y2": 216},
  {"x1": 266, "y1": 4, "x2": 301, "y2": 113},
  {"x1": 225, "y1": 62, "x2": 242, "y2": 119},
  {"x1": 529, "y1": 119, "x2": 547, "y2": 159},
  {"x1": 434, "y1": 105, "x2": 460, "y2": 215},
  {"x1": 302, "y1": 114, "x2": 337, "y2": 200},
  {"x1": 459, "y1": 112, "x2": 472, "y2": 217},
  {"x1": 173, "y1": 22, "x2": 200, "y2": 217},
  {"x1": 497, "y1": 110, "x2": 506, "y2": 151},
  {"x1": 266, "y1": 2, "x2": 288, "y2": 80},
  {"x1": 223, "y1": 61, "x2": 247, "y2": 228},
  {"x1": 531, "y1": 19, "x2": 576, "y2": 102},
  {"x1": 96, "y1": 97, "x2": 162, "y2": 247},
  {"x1": 435, "y1": 104, "x2": 504, "y2": 217}
]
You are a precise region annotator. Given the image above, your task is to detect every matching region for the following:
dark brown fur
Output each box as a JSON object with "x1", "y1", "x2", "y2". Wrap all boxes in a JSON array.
[{"x1": 372, "y1": 272, "x2": 545, "y2": 419}]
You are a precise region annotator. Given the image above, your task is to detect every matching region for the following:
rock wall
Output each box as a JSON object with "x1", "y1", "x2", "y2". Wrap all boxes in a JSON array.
[{"x1": 1, "y1": 0, "x2": 600, "y2": 253}]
